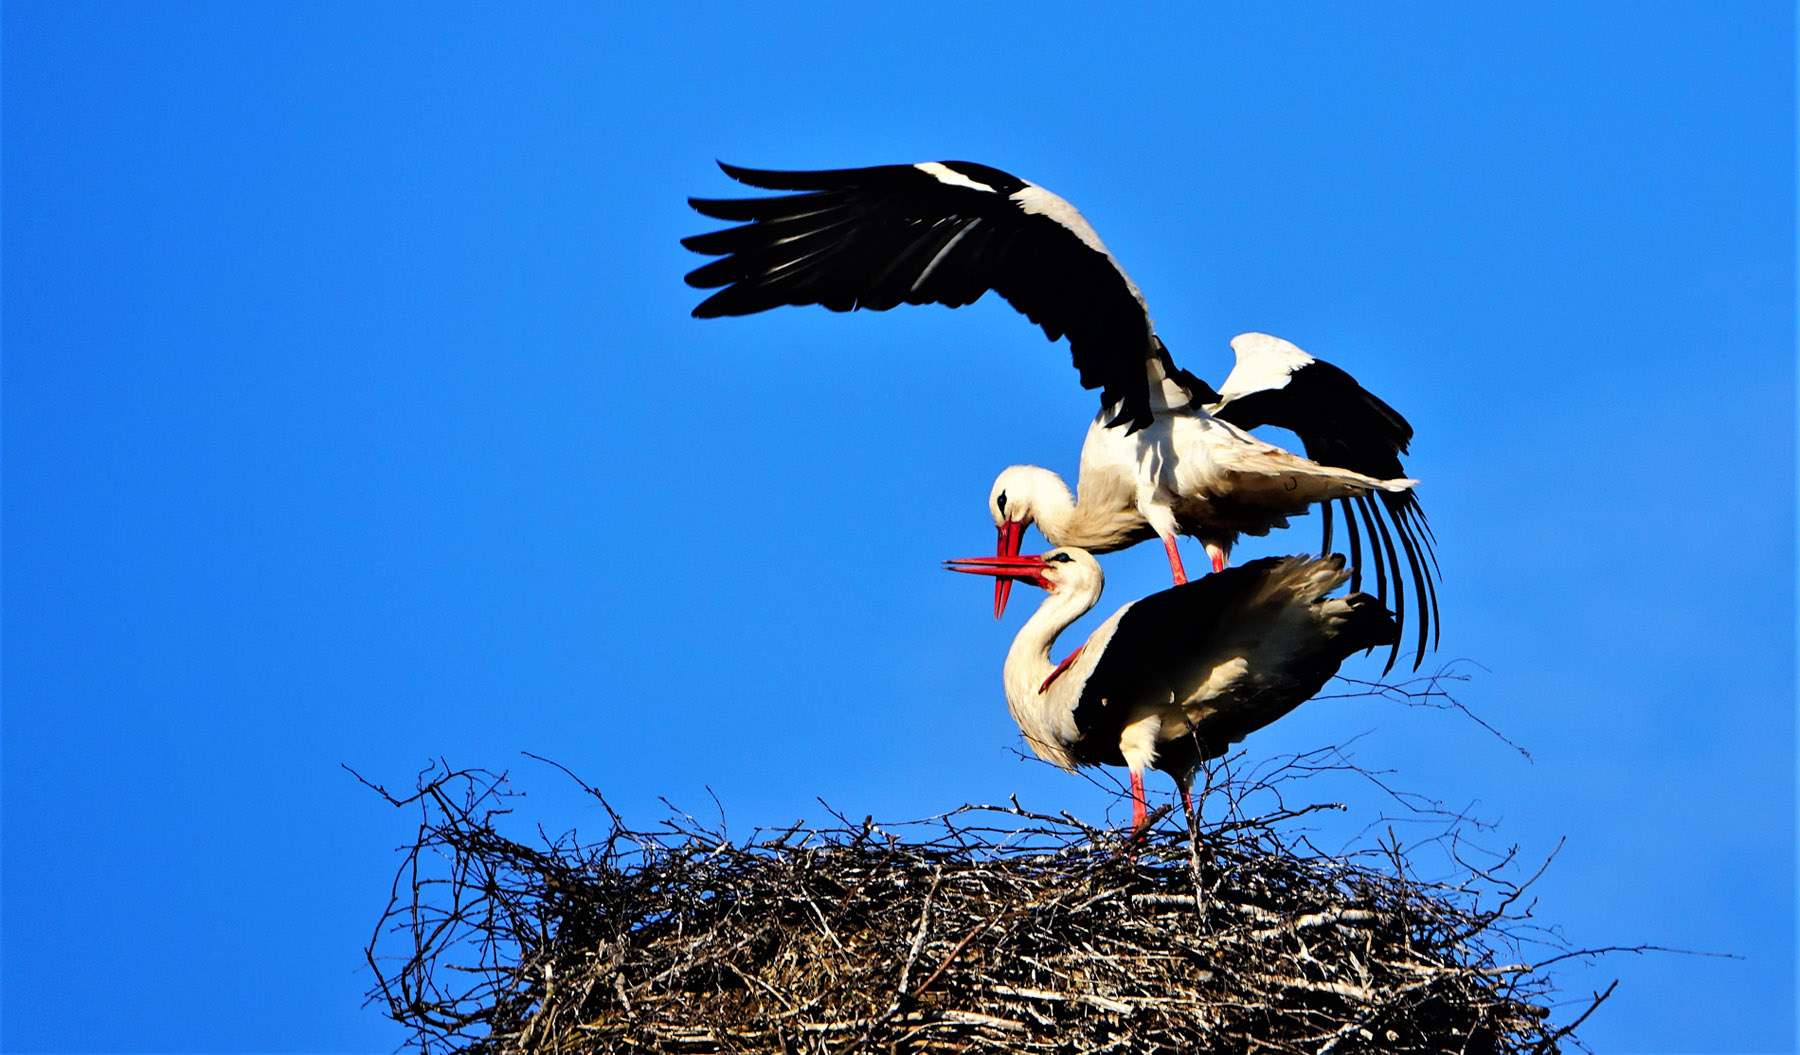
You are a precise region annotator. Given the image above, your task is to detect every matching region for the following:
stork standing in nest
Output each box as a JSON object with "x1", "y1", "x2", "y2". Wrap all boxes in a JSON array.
[{"x1": 946, "y1": 547, "x2": 1397, "y2": 827}]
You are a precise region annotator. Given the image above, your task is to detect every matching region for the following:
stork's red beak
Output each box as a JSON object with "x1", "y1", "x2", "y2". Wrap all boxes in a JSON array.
[
  {"x1": 945, "y1": 552, "x2": 1050, "y2": 619},
  {"x1": 992, "y1": 520, "x2": 1028, "y2": 618}
]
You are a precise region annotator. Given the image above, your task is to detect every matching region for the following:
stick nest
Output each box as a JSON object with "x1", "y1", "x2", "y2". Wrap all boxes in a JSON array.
[{"x1": 363, "y1": 764, "x2": 1588, "y2": 1054}]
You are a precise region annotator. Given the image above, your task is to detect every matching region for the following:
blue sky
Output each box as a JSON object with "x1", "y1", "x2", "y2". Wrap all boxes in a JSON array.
[{"x1": 3, "y1": 4, "x2": 1793, "y2": 1052}]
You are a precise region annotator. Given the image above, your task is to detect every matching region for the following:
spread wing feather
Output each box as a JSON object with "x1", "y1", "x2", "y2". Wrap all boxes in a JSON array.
[
  {"x1": 685, "y1": 161, "x2": 1167, "y2": 430},
  {"x1": 1213, "y1": 339, "x2": 1439, "y2": 671}
]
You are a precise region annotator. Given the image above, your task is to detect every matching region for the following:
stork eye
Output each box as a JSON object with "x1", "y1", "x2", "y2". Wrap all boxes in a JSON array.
[
  {"x1": 1048, "y1": 552, "x2": 1073, "y2": 563},
  {"x1": 996, "y1": 491, "x2": 1009, "y2": 516}
]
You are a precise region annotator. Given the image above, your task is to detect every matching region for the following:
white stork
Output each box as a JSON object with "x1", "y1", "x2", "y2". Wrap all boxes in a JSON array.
[
  {"x1": 683, "y1": 161, "x2": 1438, "y2": 670},
  {"x1": 945, "y1": 547, "x2": 1398, "y2": 828}
]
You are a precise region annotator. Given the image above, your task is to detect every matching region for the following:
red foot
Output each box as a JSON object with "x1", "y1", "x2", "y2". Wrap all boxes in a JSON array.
[
  {"x1": 1163, "y1": 535, "x2": 1188, "y2": 585},
  {"x1": 1040, "y1": 645, "x2": 1084, "y2": 693},
  {"x1": 1130, "y1": 770, "x2": 1148, "y2": 828},
  {"x1": 1206, "y1": 543, "x2": 1227, "y2": 574}
]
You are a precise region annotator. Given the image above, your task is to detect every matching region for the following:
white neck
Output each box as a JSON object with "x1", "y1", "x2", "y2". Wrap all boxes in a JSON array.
[
  {"x1": 1000, "y1": 572, "x2": 1094, "y2": 759},
  {"x1": 1012, "y1": 466, "x2": 1148, "y2": 552},
  {"x1": 1022, "y1": 471, "x2": 1078, "y2": 540}
]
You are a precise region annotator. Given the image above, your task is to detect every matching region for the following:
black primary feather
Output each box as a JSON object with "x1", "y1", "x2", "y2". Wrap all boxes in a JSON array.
[
  {"x1": 684, "y1": 161, "x2": 1167, "y2": 431},
  {"x1": 1214, "y1": 359, "x2": 1439, "y2": 671}
]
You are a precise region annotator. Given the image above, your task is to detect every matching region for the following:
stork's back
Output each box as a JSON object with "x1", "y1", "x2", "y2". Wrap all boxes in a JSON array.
[{"x1": 1091, "y1": 555, "x2": 1398, "y2": 763}]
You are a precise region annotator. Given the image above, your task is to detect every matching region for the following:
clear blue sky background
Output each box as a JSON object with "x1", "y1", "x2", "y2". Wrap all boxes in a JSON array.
[{"x1": 4, "y1": 4, "x2": 1793, "y2": 1052}]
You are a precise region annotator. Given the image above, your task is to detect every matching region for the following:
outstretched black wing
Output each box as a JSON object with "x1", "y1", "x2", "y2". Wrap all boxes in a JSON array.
[
  {"x1": 684, "y1": 161, "x2": 1174, "y2": 431},
  {"x1": 1212, "y1": 335, "x2": 1439, "y2": 672}
]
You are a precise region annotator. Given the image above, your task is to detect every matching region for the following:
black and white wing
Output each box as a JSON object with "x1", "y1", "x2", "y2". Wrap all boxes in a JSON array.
[
  {"x1": 1071, "y1": 555, "x2": 1400, "y2": 765},
  {"x1": 1209, "y1": 333, "x2": 1439, "y2": 672},
  {"x1": 1069, "y1": 558, "x2": 1290, "y2": 764},
  {"x1": 683, "y1": 161, "x2": 1208, "y2": 431},
  {"x1": 1067, "y1": 567, "x2": 1247, "y2": 766}
]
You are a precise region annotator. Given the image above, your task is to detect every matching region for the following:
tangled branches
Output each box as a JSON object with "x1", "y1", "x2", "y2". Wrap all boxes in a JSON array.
[{"x1": 359, "y1": 760, "x2": 1600, "y2": 1054}]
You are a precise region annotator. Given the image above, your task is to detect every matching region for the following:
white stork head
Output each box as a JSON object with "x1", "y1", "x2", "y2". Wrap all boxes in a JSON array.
[
  {"x1": 987, "y1": 465, "x2": 1076, "y2": 617},
  {"x1": 943, "y1": 546, "x2": 1104, "y2": 621}
]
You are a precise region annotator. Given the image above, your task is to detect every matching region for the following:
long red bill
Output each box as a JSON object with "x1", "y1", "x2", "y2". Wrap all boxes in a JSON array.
[
  {"x1": 944, "y1": 552, "x2": 1049, "y2": 620},
  {"x1": 993, "y1": 520, "x2": 1027, "y2": 618}
]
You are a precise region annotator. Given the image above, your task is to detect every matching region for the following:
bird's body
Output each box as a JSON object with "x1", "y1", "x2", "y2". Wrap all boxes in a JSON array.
[
  {"x1": 996, "y1": 392, "x2": 1414, "y2": 578},
  {"x1": 686, "y1": 160, "x2": 1439, "y2": 667},
  {"x1": 948, "y1": 548, "x2": 1398, "y2": 825}
]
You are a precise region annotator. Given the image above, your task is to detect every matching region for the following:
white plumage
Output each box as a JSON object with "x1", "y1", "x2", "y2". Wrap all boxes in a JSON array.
[
  {"x1": 686, "y1": 160, "x2": 1438, "y2": 668},
  {"x1": 946, "y1": 548, "x2": 1398, "y2": 826}
]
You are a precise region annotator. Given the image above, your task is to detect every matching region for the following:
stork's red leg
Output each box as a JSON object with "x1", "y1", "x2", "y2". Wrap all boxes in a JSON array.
[
  {"x1": 1205, "y1": 542, "x2": 1227, "y2": 574},
  {"x1": 1162, "y1": 535, "x2": 1188, "y2": 585},
  {"x1": 1129, "y1": 770, "x2": 1148, "y2": 828}
]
